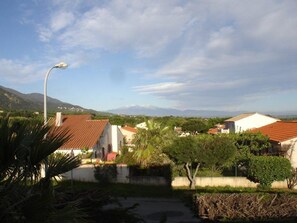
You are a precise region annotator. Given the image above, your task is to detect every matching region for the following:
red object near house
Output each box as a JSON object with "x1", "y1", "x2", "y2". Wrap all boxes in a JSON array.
[{"x1": 107, "y1": 152, "x2": 118, "y2": 161}]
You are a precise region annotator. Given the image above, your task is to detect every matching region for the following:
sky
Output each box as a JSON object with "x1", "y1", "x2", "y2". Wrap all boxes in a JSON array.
[{"x1": 0, "y1": 0, "x2": 297, "y2": 113}]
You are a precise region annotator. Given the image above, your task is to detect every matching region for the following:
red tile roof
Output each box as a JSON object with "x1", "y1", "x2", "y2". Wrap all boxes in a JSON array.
[
  {"x1": 121, "y1": 126, "x2": 137, "y2": 133},
  {"x1": 208, "y1": 128, "x2": 219, "y2": 134},
  {"x1": 251, "y1": 121, "x2": 297, "y2": 142},
  {"x1": 54, "y1": 115, "x2": 109, "y2": 149}
]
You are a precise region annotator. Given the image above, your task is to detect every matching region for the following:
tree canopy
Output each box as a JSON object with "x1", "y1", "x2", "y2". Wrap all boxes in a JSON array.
[{"x1": 164, "y1": 134, "x2": 237, "y2": 188}]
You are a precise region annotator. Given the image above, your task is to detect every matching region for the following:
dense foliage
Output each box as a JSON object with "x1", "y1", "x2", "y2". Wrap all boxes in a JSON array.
[
  {"x1": 94, "y1": 164, "x2": 117, "y2": 184},
  {"x1": 132, "y1": 119, "x2": 176, "y2": 167},
  {"x1": 164, "y1": 134, "x2": 237, "y2": 188},
  {"x1": 247, "y1": 156, "x2": 292, "y2": 188},
  {"x1": 0, "y1": 116, "x2": 83, "y2": 222}
]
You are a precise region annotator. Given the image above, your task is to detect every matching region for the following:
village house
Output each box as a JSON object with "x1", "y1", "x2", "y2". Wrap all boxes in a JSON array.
[
  {"x1": 251, "y1": 121, "x2": 297, "y2": 168},
  {"x1": 53, "y1": 112, "x2": 123, "y2": 161},
  {"x1": 120, "y1": 125, "x2": 137, "y2": 145},
  {"x1": 223, "y1": 112, "x2": 279, "y2": 133}
]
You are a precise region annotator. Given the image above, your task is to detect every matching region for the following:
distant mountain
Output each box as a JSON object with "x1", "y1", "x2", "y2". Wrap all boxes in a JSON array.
[
  {"x1": 107, "y1": 105, "x2": 243, "y2": 117},
  {"x1": 0, "y1": 85, "x2": 89, "y2": 113}
]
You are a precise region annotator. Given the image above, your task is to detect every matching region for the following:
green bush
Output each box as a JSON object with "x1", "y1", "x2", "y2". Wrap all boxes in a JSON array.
[
  {"x1": 94, "y1": 164, "x2": 117, "y2": 184},
  {"x1": 129, "y1": 165, "x2": 172, "y2": 186},
  {"x1": 247, "y1": 156, "x2": 292, "y2": 189},
  {"x1": 197, "y1": 168, "x2": 222, "y2": 177}
]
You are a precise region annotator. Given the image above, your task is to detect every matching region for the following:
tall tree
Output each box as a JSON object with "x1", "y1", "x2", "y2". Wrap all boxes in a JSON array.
[{"x1": 164, "y1": 136, "x2": 202, "y2": 189}]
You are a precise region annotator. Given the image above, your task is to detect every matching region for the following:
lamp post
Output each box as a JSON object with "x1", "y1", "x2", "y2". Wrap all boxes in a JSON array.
[
  {"x1": 44, "y1": 62, "x2": 68, "y2": 125},
  {"x1": 43, "y1": 62, "x2": 68, "y2": 178}
]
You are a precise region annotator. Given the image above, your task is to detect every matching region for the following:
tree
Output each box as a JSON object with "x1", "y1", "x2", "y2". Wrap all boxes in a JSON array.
[
  {"x1": 165, "y1": 134, "x2": 237, "y2": 189},
  {"x1": 132, "y1": 119, "x2": 175, "y2": 167},
  {"x1": 233, "y1": 132, "x2": 271, "y2": 158},
  {"x1": 164, "y1": 136, "x2": 201, "y2": 189},
  {"x1": 198, "y1": 134, "x2": 237, "y2": 173},
  {"x1": 181, "y1": 118, "x2": 208, "y2": 133},
  {"x1": 231, "y1": 132, "x2": 271, "y2": 175},
  {"x1": 0, "y1": 116, "x2": 83, "y2": 222}
]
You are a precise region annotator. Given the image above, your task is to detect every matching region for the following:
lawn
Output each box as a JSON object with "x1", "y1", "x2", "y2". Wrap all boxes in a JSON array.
[{"x1": 57, "y1": 180, "x2": 297, "y2": 196}]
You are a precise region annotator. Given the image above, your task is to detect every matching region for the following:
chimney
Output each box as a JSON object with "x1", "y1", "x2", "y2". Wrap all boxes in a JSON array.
[{"x1": 55, "y1": 112, "x2": 63, "y2": 127}]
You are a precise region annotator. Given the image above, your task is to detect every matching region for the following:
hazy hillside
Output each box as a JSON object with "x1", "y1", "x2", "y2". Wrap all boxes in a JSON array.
[
  {"x1": 107, "y1": 105, "x2": 242, "y2": 117},
  {"x1": 0, "y1": 85, "x2": 86, "y2": 112}
]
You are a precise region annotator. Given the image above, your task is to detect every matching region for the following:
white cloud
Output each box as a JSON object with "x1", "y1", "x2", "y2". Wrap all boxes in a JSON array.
[
  {"x1": 0, "y1": 59, "x2": 43, "y2": 83},
  {"x1": 38, "y1": 0, "x2": 191, "y2": 57},
  {"x1": 134, "y1": 82, "x2": 185, "y2": 94},
  {"x1": 4, "y1": 0, "x2": 297, "y2": 111},
  {"x1": 50, "y1": 11, "x2": 75, "y2": 32}
]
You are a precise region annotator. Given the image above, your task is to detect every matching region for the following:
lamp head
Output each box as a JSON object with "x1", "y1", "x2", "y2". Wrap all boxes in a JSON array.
[{"x1": 54, "y1": 62, "x2": 68, "y2": 69}]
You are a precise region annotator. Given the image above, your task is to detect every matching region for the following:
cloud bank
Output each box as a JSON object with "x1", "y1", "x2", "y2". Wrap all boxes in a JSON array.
[{"x1": 0, "y1": 0, "x2": 296, "y2": 111}]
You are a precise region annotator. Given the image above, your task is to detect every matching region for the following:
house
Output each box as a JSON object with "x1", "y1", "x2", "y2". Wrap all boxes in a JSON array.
[
  {"x1": 53, "y1": 112, "x2": 123, "y2": 161},
  {"x1": 136, "y1": 122, "x2": 147, "y2": 129},
  {"x1": 120, "y1": 126, "x2": 137, "y2": 145},
  {"x1": 224, "y1": 112, "x2": 279, "y2": 133},
  {"x1": 208, "y1": 124, "x2": 226, "y2": 134},
  {"x1": 251, "y1": 121, "x2": 297, "y2": 168}
]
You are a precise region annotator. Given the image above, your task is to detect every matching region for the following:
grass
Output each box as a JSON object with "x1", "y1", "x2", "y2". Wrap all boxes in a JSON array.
[
  {"x1": 57, "y1": 180, "x2": 297, "y2": 197},
  {"x1": 57, "y1": 180, "x2": 185, "y2": 198},
  {"x1": 56, "y1": 181, "x2": 297, "y2": 223}
]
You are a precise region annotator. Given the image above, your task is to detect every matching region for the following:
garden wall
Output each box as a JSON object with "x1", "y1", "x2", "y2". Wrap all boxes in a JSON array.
[
  {"x1": 172, "y1": 176, "x2": 289, "y2": 188},
  {"x1": 63, "y1": 164, "x2": 291, "y2": 189}
]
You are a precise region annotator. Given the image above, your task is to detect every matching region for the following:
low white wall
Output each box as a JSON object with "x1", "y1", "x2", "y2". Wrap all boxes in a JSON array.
[
  {"x1": 116, "y1": 164, "x2": 129, "y2": 183},
  {"x1": 172, "y1": 177, "x2": 289, "y2": 189},
  {"x1": 63, "y1": 164, "x2": 97, "y2": 182},
  {"x1": 63, "y1": 165, "x2": 292, "y2": 189}
]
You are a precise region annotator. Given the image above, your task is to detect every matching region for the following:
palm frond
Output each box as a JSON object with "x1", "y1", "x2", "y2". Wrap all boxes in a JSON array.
[{"x1": 46, "y1": 153, "x2": 81, "y2": 179}]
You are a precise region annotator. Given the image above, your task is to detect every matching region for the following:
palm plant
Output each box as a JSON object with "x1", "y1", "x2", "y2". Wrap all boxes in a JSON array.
[
  {"x1": 0, "y1": 116, "x2": 84, "y2": 223},
  {"x1": 132, "y1": 119, "x2": 176, "y2": 168}
]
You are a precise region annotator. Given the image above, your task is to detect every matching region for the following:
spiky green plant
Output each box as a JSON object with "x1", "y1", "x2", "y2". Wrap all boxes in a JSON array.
[{"x1": 0, "y1": 116, "x2": 85, "y2": 223}]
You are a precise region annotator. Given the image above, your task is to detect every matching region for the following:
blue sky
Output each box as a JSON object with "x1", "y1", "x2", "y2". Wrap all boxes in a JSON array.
[{"x1": 0, "y1": 0, "x2": 297, "y2": 113}]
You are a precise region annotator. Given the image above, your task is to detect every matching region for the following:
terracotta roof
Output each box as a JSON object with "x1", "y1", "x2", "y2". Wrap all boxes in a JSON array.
[
  {"x1": 121, "y1": 126, "x2": 137, "y2": 133},
  {"x1": 251, "y1": 121, "x2": 297, "y2": 142},
  {"x1": 208, "y1": 128, "x2": 219, "y2": 134},
  {"x1": 54, "y1": 115, "x2": 109, "y2": 149}
]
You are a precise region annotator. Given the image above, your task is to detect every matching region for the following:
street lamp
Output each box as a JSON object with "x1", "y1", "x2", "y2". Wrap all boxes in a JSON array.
[
  {"x1": 43, "y1": 62, "x2": 68, "y2": 125},
  {"x1": 42, "y1": 62, "x2": 68, "y2": 178}
]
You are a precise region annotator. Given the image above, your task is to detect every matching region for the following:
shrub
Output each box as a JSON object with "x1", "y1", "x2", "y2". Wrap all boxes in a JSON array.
[
  {"x1": 197, "y1": 168, "x2": 222, "y2": 177},
  {"x1": 247, "y1": 156, "x2": 291, "y2": 189},
  {"x1": 287, "y1": 168, "x2": 297, "y2": 190},
  {"x1": 129, "y1": 165, "x2": 172, "y2": 186},
  {"x1": 94, "y1": 164, "x2": 117, "y2": 184}
]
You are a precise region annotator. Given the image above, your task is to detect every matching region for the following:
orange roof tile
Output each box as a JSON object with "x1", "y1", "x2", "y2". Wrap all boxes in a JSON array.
[
  {"x1": 208, "y1": 128, "x2": 219, "y2": 134},
  {"x1": 251, "y1": 121, "x2": 297, "y2": 142},
  {"x1": 54, "y1": 114, "x2": 109, "y2": 149},
  {"x1": 121, "y1": 126, "x2": 137, "y2": 133}
]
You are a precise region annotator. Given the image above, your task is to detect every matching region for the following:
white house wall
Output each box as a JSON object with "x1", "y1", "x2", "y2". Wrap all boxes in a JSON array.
[
  {"x1": 281, "y1": 138, "x2": 297, "y2": 168},
  {"x1": 111, "y1": 125, "x2": 124, "y2": 153},
  {"x1": 234, "y1": 113, "x2": 278, "y2": 133},
  {"x1": 120, "y1": 128, "x2": 135, "y2": 144},
  {"x1": 96, "y1": 123, "x2": 112, "y2": 159}
]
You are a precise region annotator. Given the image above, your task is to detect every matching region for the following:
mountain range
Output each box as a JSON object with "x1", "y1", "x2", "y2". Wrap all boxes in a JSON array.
[
  {"x1": 1, "y1": 85, "x2": 296, "y2": 118},
  {"x1": 0, "y1": 85, "x2": 89, "y2": 113},
  {"x1": 106, "y1": 105, "x2": 242, "y2": 117}
]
